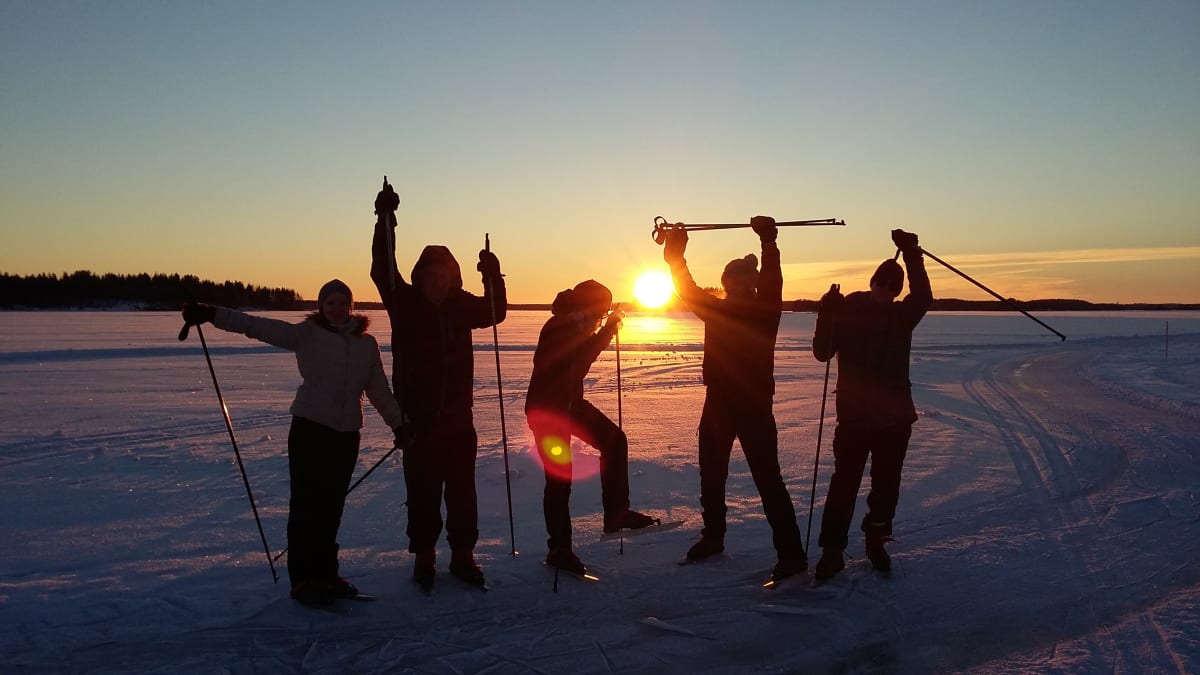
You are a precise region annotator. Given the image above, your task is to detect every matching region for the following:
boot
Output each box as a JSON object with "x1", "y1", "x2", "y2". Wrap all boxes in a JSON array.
[
  {"x1": 865, "y1": 536, "x2": 892, "y2": 573},
  {"x1": 685, "y1": 535, "x2": 725, "y2": 561},
  {"x1": 290, "y1": 578, "x2": 336, "y2": 606},
  {"x1": 603, "y1": 508, "x2": 657, "y2": 533},
  {"x1": 814, "y1": 547, "x2": 845, "y2": 581},
  {"x1": 770, "y1": 554, "x2": 808, "y2": 581},
  {"x1": 545, "y1": 547, "x2": 587, "y2": 576},
  {"x1": 449, "y1": 548, "x2": 486, "y2": 586},
  {"x1": 413, "y1": 549, "x2": 436, "y2": 589},
  {"x1": 328, "y1": 576, "x2": 359, "y2": 598}
]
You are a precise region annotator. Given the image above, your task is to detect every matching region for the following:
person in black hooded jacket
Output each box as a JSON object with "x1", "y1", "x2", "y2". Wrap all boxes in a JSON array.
[
  {"x1": 525, "y1": 280, "x2": 657, "y2": 575},
  {"x1": 810, "y1": 229, "x2": 932, "y2": 580},
  {"x1": 370, "y1": 187, "x2": 506, "y2": 589},
  {"x1": 662, "y1": 216, "x2": 807, "y2": 582}
]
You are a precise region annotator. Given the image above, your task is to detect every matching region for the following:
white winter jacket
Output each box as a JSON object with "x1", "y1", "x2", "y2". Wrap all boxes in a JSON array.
[{"x1": 213, "y1": 308, "x2": 404, "y2": 433}]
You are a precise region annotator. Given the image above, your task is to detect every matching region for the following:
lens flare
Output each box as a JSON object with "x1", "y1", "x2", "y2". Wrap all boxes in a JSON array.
[
  {"x1": 541, "y1": 436, "x2": 572, "y2": 465},
  {"x1": 526, "y1": 408, "x2": 602, "y2": 483}
]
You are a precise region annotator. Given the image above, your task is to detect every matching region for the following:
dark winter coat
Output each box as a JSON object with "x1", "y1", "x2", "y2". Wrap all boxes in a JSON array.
[
  {"x1": 669, "y1": 242, "x2": 782, "y2": 409},
  {"x1": 525, "y1": 289, "x2": 618, "y2": 414},
  {"x1": 371, "y1": 225, "x2": 506, "y2": 430},
  {"x1": 812, "y1": 249, "x2": 932, "y2": 427}
]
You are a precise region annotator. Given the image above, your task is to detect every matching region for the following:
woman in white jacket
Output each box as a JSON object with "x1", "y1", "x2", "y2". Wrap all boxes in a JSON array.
[{"x1": 183, "y1": 279, "x2": 405, "y2": 606}]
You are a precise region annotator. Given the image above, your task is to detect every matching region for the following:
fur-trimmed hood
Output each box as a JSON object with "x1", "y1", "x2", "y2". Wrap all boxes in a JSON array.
[{"x1": 306, "y1": 312, "x2": 372, "y2": 336}]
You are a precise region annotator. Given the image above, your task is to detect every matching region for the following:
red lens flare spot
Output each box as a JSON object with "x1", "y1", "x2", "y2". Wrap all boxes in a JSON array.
[{"x1": 526, "y1": 408, "x2": 602, "y2": 483}]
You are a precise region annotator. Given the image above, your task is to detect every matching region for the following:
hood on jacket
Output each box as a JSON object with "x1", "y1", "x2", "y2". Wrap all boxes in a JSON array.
[{"x1": 411, "y1": 245, "x2": 464, "y2": 291}]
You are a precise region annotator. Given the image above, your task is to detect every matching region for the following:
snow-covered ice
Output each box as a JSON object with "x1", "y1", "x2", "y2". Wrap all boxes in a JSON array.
[{"x1": 2, "y1": 310, "x2": 1198, "y2": 674}]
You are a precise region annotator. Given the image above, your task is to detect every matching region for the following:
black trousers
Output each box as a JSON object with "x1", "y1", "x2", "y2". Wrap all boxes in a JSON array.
[
  {"x1": 696, "y1": 391, "x2": 804, "y2": 558},
  {"x1": 528, "y1": 400, "x2": 630, "y2": 550},
  {"x1": 286, "y1": 416, "x2": 360, "y2": 586},
  {"x1": 402, "y1": 409, "x2": 479, "y2": 553},
  {"x1": 818, "y1": 422, "x2": 912, "y2": 550}
]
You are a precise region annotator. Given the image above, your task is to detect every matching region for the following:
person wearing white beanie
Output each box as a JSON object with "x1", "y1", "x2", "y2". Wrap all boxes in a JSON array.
[{"x1": 182, "y1": 279, "x2": 406, "y2": 605}]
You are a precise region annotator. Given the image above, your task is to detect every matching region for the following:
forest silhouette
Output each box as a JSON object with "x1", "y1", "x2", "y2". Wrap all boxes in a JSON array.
[{"x1": 1, "y1": 271, "x2": 1195, "y2": 311}]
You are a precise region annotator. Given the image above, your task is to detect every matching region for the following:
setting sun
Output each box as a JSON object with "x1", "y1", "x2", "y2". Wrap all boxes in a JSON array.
[{"x1": 633, "y1": 269, "x2": 675, "y2": 309}]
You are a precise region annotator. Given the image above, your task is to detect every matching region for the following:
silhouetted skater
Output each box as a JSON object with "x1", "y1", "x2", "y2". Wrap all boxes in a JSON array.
[
  {"x1": 811, "y1": 229, "x2": 932, "y2": 580},
  {"x1": 663, "y1": 216, "x2": 807, "y2": 581},
  {"x1": 370, "y1": 185, "x2": 506, "y2": 589},
  {"x1": 525, "y1": 280, "x2": 657, "y2": 576}
]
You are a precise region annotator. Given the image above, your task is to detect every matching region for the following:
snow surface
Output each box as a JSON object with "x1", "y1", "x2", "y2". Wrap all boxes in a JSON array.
[{"x1": 2, "y1": 310, "x2": 1199, "y2": 674}]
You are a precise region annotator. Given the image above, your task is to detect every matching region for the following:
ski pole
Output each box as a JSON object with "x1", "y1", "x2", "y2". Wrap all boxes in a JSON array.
[
  {"x1": 915, "y1": 246, "x2": 1067, "y2": 341},
  {"x1": 652, "y1": 216, "x2": 844, "y2": 244},
  {"x1": 805, "y1": 288, "x2": 837, "y2": 554},
  {"x1": 485, "y1": 233, "x2": 518, "y2": 557},
  {"x1": 614, "y1": 307, "x2": 623, "y2": 429},
  {"x1": 178, "y1": 294, "x2": 279, "y2": 583}
]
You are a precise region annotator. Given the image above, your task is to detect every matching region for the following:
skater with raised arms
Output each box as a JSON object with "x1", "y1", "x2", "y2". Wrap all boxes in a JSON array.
[
  {"x1": 370, "y1": 182, "x2": 506, "y2": 590},
  {"x1": 661, "y1": 216, "x2": 808, "y2": 584},
  {"x1": 811, "y1": 229, "x2": 932, "y2": 580}
]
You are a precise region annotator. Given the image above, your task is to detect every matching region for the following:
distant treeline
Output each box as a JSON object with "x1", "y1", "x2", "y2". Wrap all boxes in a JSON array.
[
  {"x1": 0, "y1": 271, "x2": 306, "y2": 310},
  {"x1": 2, "y1": 271, "x2": 1196, "y2": 311}
]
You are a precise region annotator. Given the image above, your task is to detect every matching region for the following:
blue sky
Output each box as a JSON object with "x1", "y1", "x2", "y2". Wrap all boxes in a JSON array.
[{"x1": 2, "y1": 1, "x2": 1198, "y2": 303}]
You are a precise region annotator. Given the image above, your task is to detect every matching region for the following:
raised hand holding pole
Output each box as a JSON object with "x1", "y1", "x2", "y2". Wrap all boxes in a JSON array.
[
  {"x1": 382, "y1": 176, "x2": 398, "y2": 297},
  {"x1": 179, "y1": 291, "x2": 279, "y2": 583}
]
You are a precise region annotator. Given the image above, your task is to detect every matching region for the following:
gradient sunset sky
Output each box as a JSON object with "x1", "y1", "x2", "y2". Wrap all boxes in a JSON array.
[{"x1": 3, "y1": 2, "x2": 1198, "y2": 304}]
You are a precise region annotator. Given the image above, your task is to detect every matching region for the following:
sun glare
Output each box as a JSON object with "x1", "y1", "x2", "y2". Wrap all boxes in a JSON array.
[{"x1": 633, "y1": 270, "x2": 675, "y2": 309}]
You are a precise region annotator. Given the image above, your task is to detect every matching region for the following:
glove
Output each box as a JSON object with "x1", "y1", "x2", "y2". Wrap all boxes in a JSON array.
[
  {"x1": 819, "y1": 284, "x2": 843, "y2": 313},
  {"x1": 374, "y1": 185, "x2": 400, "y2": 217},
  {"x1": 751, "y1": 215, "x2": 777, "y2": 244},
  {"x1": 662, "y1": 227, "x2": 688, "y2": 265},
  {"x1": 891, "y1": 229, "x2": 919, "y2": 254},
  {"x1": 181, "y1": 302, "x2": 216, "y2": 326},
  {"x1": 477, "y1": 249, "x2": 502, "y2": 279},
  {"x1": 604, "y1": 308, "x2": 624, "y2": 334},
  {"x1": 393, "y1": 424, "x2": 415, "y2": 450}
]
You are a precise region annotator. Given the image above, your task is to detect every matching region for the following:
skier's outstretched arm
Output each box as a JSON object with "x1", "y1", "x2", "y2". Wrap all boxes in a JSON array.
[{"x1": 182, "y1": 302, "x2": 305, "y2": 351}]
